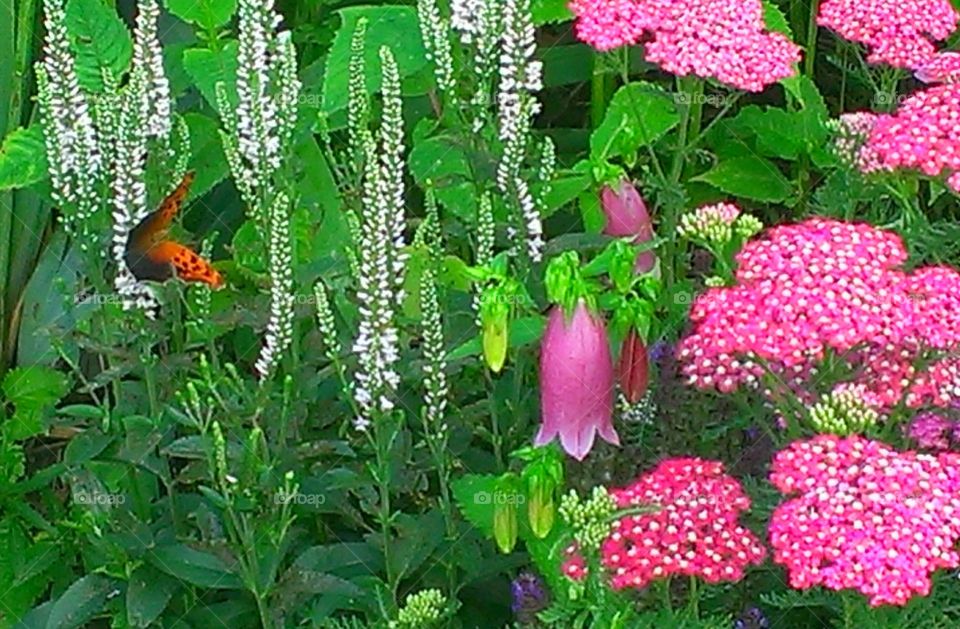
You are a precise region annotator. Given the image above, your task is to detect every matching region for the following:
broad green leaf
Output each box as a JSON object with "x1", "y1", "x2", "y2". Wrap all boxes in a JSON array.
[
  {"x1": 694, "y1": 155, "x2": 793, "y2": 203},
  {"x1": 182, "y1": 41, "x2": 239, "y2": 109},
  {"x1": 46, "y1": 574, "x2": 116, "y2": 629},
  {"x1": 63, "y1": 429, "x2": 113, "y2": 465},
  {"x1": 148, "y1": 544, "x2": 244, "y2": 589},
  {"x1": 533, "y1": 0, "x2": 574, "y2": 26},
  {"x1": 590, "y1": 82, "x2": 680, "y2": 160},
  {"x1": 2, "y1": 366, "x2": 69, "y2": 440},
  {"x1": 184, "y1": 113, "x2": 229, "y2": 197},
  {"x1": 408, "y1": 136, "x2": 472, "y2": 185},
  {"x1": 542, "y1": 45, "x2": 592, "y2": 88},
  {"x1": 65, "y1": 0, "x2": 133, "y2": 92},
  {"x1": 165, "y1": 0, "x2": 237, "y2": 30},
  {"x1": 126, "y1": 565, "x2": 179, "y2": 628},
  {"x1": 389, "y1": 511, "x2": 445, "y2": 581},
  {"x1": 0, "y1": 126, "x2": 47, "y2": 191},
  {"x1": 322, "y1": 7, "x2": 429, "y2": 115},
  {"x1": 292, "y1": 543, "x2": 383, "y2": 577},
  {"x1": 724, "y1": 106, "x2": 807, "y2": 160}
]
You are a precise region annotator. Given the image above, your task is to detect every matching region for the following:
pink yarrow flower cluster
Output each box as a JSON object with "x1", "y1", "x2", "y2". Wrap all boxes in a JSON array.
[
  {"x1": 907, "y1": 411, "x2": 960, "y2": 450},
  {"x1": 818, "y1": 0, "x2": 958, "y2": 69},
  {"x1": 856, "y1": 84, "x2": 960, "y2": 193},
  {"x1": 769, "y1": 435, "x2": 960, "y2": 606},
  {"x1": 915, "y1": 51, "x2": 960, "y2": 83},
  {"x1": 599, "y1": 458, "x2": 766, "y2": 588},
  {"x1": 677, "y1": 217, "x2": 960, "y2": 410},
  {"x1": 569, "y1": 0, "x2": 800, "y2": 92}
]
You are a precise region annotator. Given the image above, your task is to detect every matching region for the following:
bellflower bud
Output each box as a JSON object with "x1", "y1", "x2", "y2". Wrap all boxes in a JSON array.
[{"x1": 600, "y1": 180, "x2": 656, "y2": 273}]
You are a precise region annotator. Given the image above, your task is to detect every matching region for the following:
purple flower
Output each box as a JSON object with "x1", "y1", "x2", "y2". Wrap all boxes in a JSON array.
[
  {"x1": 511, "y1": 571, "x2": 548, "y2": 621},
  {"x1": 600, "y1": 180, "x2": 656, "y2": 273},
  {"x1": 733, "y1": 607, "x2": 769, "y2": 629},
  {"x1": 536, "y1": 301, "x2": 619, "y2": 460},
  {"x1": 906, "y1": 412, "x2": 955, "y2": 451}
]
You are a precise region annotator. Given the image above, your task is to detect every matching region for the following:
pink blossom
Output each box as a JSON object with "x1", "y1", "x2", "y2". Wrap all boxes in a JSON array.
[
  {"x1": 858, "y1": 84, "x2": 960, "y2": 187},
  {"x1": 536, "y1": 301, "x2": 619, "y2": 460},
  {"x1": 601, "y1": 180, "x2": 656, "y2": 273},
  {"x1": 818, "y1": 0, "x2": 958, "y2": 69},
  {"x1": 677, "y1": 218, "x2": 960, "y2": 410},
  {"x1": 915, "y1": 51, "x2": 960, "y2": 83},
  {"x1": 569, "y1": 0, "x2": 800, "y2": 92},
  {"x1": 601, "y1": 458, "x2": 766, "y2": 588},
  {"x1": 769, "y1": 435, "x2": 960, "y2": 606}
]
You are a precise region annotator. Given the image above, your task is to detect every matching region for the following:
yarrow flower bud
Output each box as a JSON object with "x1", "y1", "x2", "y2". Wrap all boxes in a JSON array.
[
  {"x1": 678, "y1": 202, "x2": 746, "y2": 245},
  {"x1": 391, "y1": 588, "x2": 447, "y2": 628},
  {"x1": 769, "y1": 435, "x2": 960, "y2": 606},
  {"x1": 828, "y1": 112, "x2": 878, "y2": 166},
  {"x1": 808, "y1": 384, "x2": 882, "y2": 435},
  {"x1": 559, "y1": 486, "x2": 618, "y2": 551}
]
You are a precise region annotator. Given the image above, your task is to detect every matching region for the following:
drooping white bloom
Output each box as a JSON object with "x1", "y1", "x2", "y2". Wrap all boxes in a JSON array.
[
  {"x1": 37, "y1": 0, "x2": 103, "y2": 237},
  {"x1": 417, "y1": 0, "x2": 456, "y2": 93},
  {"x1": 223, "y1": 0, "x2": 301, "y2": 214},
  {"x1": 255, "y1": 193, "x2": 296, "y2": 379},
  {"x1": 351, "y1": 46, "x2": 408, "y2": 431},
  {"x1": 132, "y1": 0, "x2": 172, "y2": 139}
]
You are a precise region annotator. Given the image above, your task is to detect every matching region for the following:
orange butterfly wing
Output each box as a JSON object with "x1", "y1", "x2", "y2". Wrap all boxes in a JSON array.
[
  {"x1": 124, "y1": 171, "x2": 224, "y2": 289},
  {"x1": 147, "y1": 241, "x2": 224, "y2": 289}
]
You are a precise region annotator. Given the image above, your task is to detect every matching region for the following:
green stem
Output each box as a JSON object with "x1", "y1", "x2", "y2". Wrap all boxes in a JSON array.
[
  {"x1": 591, "y1": 52, "x2": 611, "y2": 128},
  {"x1": 804, "y1": 0, "x2": 820, "y2": 78},
  {"x1": 659, "y1": 577, "x2": 673, "y2": 614},
  {"x1": 687, "y1": 575, "x2": 699, "y2": 619}
]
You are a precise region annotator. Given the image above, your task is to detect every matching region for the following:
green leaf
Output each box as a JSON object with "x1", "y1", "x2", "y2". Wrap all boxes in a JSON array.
[
  {"x1": 590, "y1": 82, "x2": 680, "y2": 160},
  {"x1": 182, "y1": 41, "x2": 239, "y2": 110},
  {"x1": 532, "y1": 0, "x2": 574, "y2": 25},
  {"x1": 389, "y1": 511, "x2": 445, "y2": 581},
  {"x1": 148, "y1": 544, "x2": 244, "y2": 589},
  {"x1": 322, "y1": 7, "x2": 429, "y2": 115},
  {"x1": 63, "y1": 429, "x2": 113, "y2": 465},
  {"x1": 292, "y1": 543, "x2": 383, "y2": 577},
  {"x1": 2, "y1": 366, "x2": 69, "y2": 440},
  {"x1": 126, "y1": 565, "x2": 179, "y2": 628},
  {"x1": 45, "y1": 574, "x2": 116, "y2": 629},
  {"x1": 164, "y1": 0, "x2": 237, "y2": 30},
  {"x1": 694, "y1": 155, "x2": 793, "y2": 203},
  {"x1": 0, "y1": 126, "x2": 47, "y2": 191},
  {"x1": 451, "y1": 474, "x2": 499, "y2": 537},
  {"x1": 65, "y1": 0, "x2": 133, "y2": 92},
  {"x1": 185, "y1": 113, "x2": 230, "y2": 198},
  {"x1": 762, "y1": 0, "x2": 793, "y2": 38},
  {"x1": 724, "y1": 106, "x2": 807, "y2": 160}
]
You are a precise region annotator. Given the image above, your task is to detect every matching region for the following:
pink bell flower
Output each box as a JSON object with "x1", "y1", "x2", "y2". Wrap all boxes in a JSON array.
[
  {"x1": 536, "y1": 301, "x2": 619, "y2": 460},
  {"x1": 601, "y1": 181, "x2": 656, "y2": 273}
]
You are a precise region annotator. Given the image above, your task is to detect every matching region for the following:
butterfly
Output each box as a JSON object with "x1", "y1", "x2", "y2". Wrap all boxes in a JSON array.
[{"x1": 124, "y1": 171, "x2": 224, "y2": 289}]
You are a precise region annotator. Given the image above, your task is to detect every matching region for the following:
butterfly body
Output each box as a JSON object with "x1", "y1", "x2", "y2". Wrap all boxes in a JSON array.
[{"x1": 124, "y1": 172, "x2": 224, "y2": 289}]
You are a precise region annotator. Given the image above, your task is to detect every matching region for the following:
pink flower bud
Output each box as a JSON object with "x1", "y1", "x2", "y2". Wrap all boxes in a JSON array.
[
  {"x1": 618, "y1": 329, "x2": 649, "y2": 404},
  {"x1": 536, "y1": 301, "x2": 619, "y2": 460},
  {"x1": 600, "y1": 180, "x2": 656, "y2": 273}
]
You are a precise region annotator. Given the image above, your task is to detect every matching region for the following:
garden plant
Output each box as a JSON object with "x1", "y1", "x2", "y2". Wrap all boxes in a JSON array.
[{"x1": 4, "y1": 0, "x2": 960, "y2": 627}]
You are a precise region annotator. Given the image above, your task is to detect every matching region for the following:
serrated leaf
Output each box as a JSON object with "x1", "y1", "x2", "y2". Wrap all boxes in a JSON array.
[
  {"x1": 451, "y1": 474, "x2": 500, "y2": 537},
  {"x1": 148, "y1": 544, "x2": 243, "y2": 589},
  {"x1": 182, "y1": 41, "x2": 239, "y2": 110},
  {"x1": 65, "y1": 0, "x2": 132, "y2": 92},
  {"x1": 164, "y1": 0, "x2": 237, "y2": 30},
  {"x1": 0, "y1": 125, "x2": 47, "y2": 191},
  {"x1": 762, "y1": 0, "x2": 793, "y2": 38},
  {"x1": 2, "y1": 366, "x2": 69, "y2": 440},
  {"x1": 126, "y1": 565, "x2": 179, "y2": 628},
  {"x1": 591, "y1": 82, "x2": 680, "y2": 160},
  {"x1": 694, "y1": 155, "x2": 793, "y2": 202},
  {"x1": 45, "y1": 574, "x2": 117, "y2": 629},
  {"x1": 322, "y1": 7, "x2": 429, "y2": 116}
]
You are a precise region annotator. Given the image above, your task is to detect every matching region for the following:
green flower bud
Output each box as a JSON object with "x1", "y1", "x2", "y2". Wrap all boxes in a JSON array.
[
  {"x1": 526, "y1": 472, "x2": 556, "y2": 538},
  {"x1": 481, "y1": 297, "x2": 509, "y2": 373},
  {"x1": 493, "y1": 499, "x2": 518, "y2": 553}
]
